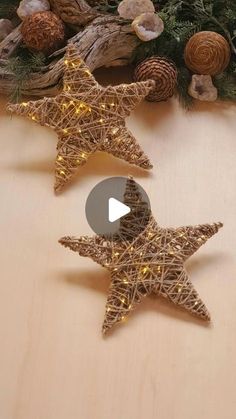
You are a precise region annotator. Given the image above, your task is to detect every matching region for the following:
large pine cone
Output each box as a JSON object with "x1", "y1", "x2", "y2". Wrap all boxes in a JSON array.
[
  {"x1": 21, "y1": 11, "x2": 65, "y2": 55},
  {"x1": 134, "y1": 56, "x2": 178, "y2": 102},
  {"x1": 184, "y1": 31, "x2": 231, "y2": 76}
]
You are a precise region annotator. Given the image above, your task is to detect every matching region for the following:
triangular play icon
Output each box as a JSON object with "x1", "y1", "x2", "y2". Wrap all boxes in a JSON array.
[{"x1": 108, "y1": 197, "x2": 131, "y2": 223}]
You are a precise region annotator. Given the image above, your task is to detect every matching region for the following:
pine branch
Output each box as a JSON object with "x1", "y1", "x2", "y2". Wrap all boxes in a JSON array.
[{"x1": 4, "y1": 51, "x2": 46, "y2": 102}]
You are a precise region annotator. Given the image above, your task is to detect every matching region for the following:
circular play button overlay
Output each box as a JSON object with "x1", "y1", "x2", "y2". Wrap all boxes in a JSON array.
[{"x1": 85, "y1": 177, "x2": 151, "y2": 237}]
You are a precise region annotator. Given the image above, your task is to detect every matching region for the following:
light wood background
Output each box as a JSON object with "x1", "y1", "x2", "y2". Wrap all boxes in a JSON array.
[{"x1": 1, "y1": 68, "x2": 236, "y2": 419}]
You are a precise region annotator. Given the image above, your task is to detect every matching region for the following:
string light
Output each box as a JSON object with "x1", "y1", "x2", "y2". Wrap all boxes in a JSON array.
[
  {"x1": 141, "y1": 266, "x2": 150, "y2": 274},
  {"x1": 112, "y1": 127, "x2": 119, "y2": 135}
]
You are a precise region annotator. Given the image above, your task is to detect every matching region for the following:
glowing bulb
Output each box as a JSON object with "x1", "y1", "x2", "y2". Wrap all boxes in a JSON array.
[
  {"x1": 101, "y1": 104, "x2": 106, "y2": 109},
  {"x1": 112, "y1": 127, "x2": 119, "y2": 135},
  {"x1": 110, "y1": 102, "x2": 115, "y2": 107},
  {"x1": 177, "y1": 285, "x2": 182, "y2": 293},
  {"x1": 63, "y1": 128, "x2": 68, "y2": 134},
  {"x1": 99, "y1": 118, "x2": 104, "y2": 124},
  {"x1": 85, "y1": 70, "x2": 91, "y2": 76},
  {"x1": 60, "y1": 170, "x2": 65, "y2": 175},
  {"x1": 64, "y1": 59, "x2": 69, "y2": 66},
  {"x1": 57, "y1": 155, "x2": 63, "y2": 162},
  {"x1": 81, "y1": 152, "x2": 86, "y2": 158},
  {"x1": 107, "y1": 307, "x2": 111, "y2": 312},
  {"x1": 141, "y1": 266, "x2": 150, "y2": 274},
  {"x1": 22, "y1": 102, "x2": 28, "y2": 107},
  {"x1": 31, "y1": 115, "x2": 36, "y2": 121}
]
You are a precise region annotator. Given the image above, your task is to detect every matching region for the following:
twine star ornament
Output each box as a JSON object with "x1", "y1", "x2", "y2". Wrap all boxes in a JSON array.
[
  {"x1": 7, "y1": 45, "x2": 155, "y2": 192},
  {"x1": 59, "y1": 178, "x2": 223, "y2": 334}
]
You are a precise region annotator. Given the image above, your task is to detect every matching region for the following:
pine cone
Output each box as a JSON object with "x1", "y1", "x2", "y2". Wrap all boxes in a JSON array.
[
  {"x1": 21, "y1": 11, "x2": 65, "y2": 55},
  {"x1": 134, "y1": 57, "x2": 178, "y2": 102},
  {"x1": 184, "y1": 31, "x2": 231, "y2": 76}
]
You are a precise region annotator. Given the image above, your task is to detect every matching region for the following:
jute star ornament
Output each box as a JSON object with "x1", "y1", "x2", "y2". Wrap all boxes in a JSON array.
[
  {"x1": 59, "y1": 178, "x2": 223, "y2": 334},
  {"x1": 7, "y1": 45, "x2": 155, "y2": 193}
]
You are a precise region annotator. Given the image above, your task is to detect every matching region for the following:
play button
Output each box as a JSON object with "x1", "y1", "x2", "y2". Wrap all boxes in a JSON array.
[
  {"x1": 85, "y1": 177, "x2": 151, "y2": 237},
  {"x1": 108, "y1": 198, "x2": 130, "y2": 223}
]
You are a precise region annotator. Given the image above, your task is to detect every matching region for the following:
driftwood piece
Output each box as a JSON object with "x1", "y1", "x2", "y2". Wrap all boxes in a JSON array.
[
  {"x1": 0, "y1": 15, "x2": 138, "y2": 97},
  {"x1": 50, "y1": 0, "x2": 100, "y2": 26},
  {"x1": 0, "y1": 25, "x2": 22, "y2": 59}
]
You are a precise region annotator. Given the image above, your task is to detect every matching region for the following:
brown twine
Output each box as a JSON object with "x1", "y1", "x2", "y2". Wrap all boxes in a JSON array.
[
  {"x1": 184, "y1": 31, "x2": 231, "y2": 76},
  {"x1": 59, "y1": 177, "x2": 223, "y2": 334},
  {"x1": 7, "y1": 45, "x2": 155, "y2": 193}
]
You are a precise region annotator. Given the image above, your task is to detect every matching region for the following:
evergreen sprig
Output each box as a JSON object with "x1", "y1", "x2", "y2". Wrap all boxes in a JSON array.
[{"x1": 4, "y1": 51, "x2": 46, "y2": 102}]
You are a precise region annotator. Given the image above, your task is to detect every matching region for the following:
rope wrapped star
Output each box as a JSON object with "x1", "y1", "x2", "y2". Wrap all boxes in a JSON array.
[
  {"x1": 59, "y1": 178, "x2": 223, "y2": 335},
  {"x1": 7, "y1": 45, "x2": 155, "y2": 193}
]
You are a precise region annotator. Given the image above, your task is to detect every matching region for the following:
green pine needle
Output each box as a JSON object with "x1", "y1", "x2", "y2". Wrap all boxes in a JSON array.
[{"x1": 4, "y1": 51, "x2": 46, "y2": 103}]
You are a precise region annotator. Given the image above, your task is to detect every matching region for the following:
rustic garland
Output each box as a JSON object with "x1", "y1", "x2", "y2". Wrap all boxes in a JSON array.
[{"x1": 0, "y1": 0, "x2": 235, "y2": 104}]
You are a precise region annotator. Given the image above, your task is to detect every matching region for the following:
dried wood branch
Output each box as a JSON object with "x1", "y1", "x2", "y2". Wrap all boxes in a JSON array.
[
  {"x1": 0, "y1": 25, "x2": 22, "y2": 59},
  {"x1": 49, "y1": 0, "x2": 100, "y2": 26},
  {"x1": 0, "y1": 15, "x2": 138, "y2": 97}
]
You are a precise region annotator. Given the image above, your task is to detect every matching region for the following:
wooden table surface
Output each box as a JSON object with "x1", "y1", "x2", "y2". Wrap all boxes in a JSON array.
[{"x1": 1, "y1": 68, "x2": 236, "y2": 419}]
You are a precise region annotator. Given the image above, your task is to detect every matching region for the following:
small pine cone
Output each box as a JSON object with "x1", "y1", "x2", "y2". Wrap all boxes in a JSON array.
[
  {"x1": 134, "y1": 57, "x2": 178, "y2": 102},
  {"x1": 184, "y1": 31, "x2": 231, "y2": 76},
  {"x1": 21, "y1": 11, "x2": 65, "y2": 55}
]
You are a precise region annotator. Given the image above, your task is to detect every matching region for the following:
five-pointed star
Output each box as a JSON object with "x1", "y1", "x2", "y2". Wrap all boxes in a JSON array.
[
  {"x1": 59, "y1": 178, "x2": 223, "y2": 334},
  {"x1": 7, "y1": 45, "x2": 155, "y2": 192}
]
